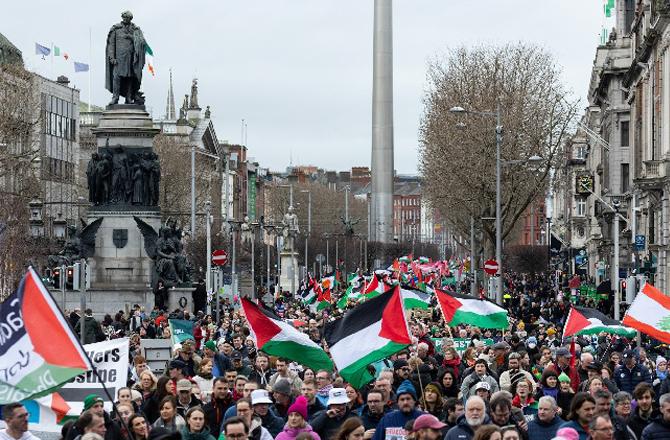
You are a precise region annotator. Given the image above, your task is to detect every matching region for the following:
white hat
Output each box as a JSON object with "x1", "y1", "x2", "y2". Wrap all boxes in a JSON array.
[
  {"x1": 327, "y1": 388, "x2": 350, "y2": 406},
  {"x1": 475, "y1": 381, "x2": 491, "y2": 391},
  {"x1": 251, "y1": 389, "x2": 273, "y2": 405}
]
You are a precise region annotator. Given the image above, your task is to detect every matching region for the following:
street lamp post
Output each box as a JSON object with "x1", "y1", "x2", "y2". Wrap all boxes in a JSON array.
[
  {"x1": 191, "y1": 146, "x2": 220, "y2": 237},
  {"x1": 205, "y1": 200, "x2": 212, "y2": 294}
]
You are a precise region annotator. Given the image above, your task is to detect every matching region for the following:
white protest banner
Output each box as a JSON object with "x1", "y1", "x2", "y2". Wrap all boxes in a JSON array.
[{"x1": 17, "y1": 338, "x2": 129, "y2": 433}]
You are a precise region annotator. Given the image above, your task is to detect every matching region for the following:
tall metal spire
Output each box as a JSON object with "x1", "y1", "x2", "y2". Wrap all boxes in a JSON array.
[
  {"x1": 166, "y1": 68, "x2": 176, "y2": 120},
  {"x1": 370, "y1": 0, "x2": 394, "y2": 244}
]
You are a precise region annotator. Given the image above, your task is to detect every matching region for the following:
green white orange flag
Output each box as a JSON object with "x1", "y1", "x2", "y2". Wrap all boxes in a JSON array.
[
  {"x1": 323, "y1": 285, "x2": 411, "y2": 388},
  {"x1": 0, "y1": 268, "x2": 92, "y2": 403},
  {"x1": 435, "y1": 289, "x2": 508, "y2": 329},
  {"x1": 623, "y1": 283, "x2": 670, "y2": 343},
  {"x1": 145, "y1": 43, "x2": 155, "y2": 76},
  {"x1": 242, "y1": 298, "x2": 333, "y2": 371}
]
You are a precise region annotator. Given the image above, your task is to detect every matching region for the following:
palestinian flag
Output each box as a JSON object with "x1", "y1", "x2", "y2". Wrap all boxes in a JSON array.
[
  {"x1": 623, "y1": 283, "x2": 670, "y2": 343},
  {"x1": 0, "y1": 268, "x2": 92, "y2": 403},
  {"x1": 242, "y1": 298, "x2": 333, "y2": 371},
  {"x1": 401, "y1": 287, "x2": 432, "y2": 310},
  {"x1": 302, "y1": 278, "x2": 317, "y2": 305},
  {"x1": 564, "y1": 306, "x2": 636, "y2": 338},
  {"x1": 310, "y1": 286, "x2": 331, "y2": 312},
  {"x1": 324, "y1": 285, "x2": 411, "y2": 388},
  {"x1": 337, "y1": 275, "x2": 365, "y2": 309},
  {"x1": 364, "y1": 274, "x2": 387, "y2": 298},
  {"x1": 435, "y1": 289, "x2": 508, "y2": 329}
]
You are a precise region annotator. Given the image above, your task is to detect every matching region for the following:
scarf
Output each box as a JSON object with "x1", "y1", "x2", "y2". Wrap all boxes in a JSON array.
[
  {"x1": 512, "y1": 394, "x2": 535, "y2": 408},
  {"x1": 317, "y1": 384, "x2": 333, "y2": 397},
  {"x1": 442, "y1": 358, "x2": 460, "y2": 378}
]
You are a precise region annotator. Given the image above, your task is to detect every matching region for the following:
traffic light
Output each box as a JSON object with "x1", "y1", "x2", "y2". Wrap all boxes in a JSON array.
[
  {"x1": 72, "y1": 263, "x2": 80, "y2": 290},
  {"x1": 52, "y1": 268, "x2": 61, "y2": 288},
  {"x1": 65, "y1": 266, "x2": 74, "y2": 289},
  {"x1": 71, "y1": 262, "x2": 90, "y2": 290},
  {"x1": 626, "y1": 275, "x2": 637, "y2": 303}
]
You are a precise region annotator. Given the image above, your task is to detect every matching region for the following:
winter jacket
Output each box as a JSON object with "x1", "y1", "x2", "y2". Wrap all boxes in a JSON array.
[
  {"x1": 372, "y1": 408, "x2": 425, "y2": 440},
  {"x1": 75, "y1": 315, "x2": 106, "y2": 344},
  {"x1": 630, "y1": 406, "x2": 661, "y2": 440},
  {"x1": 311, "y1": 408, "x2": 357, "y2": 440},
  {"x1": 180, "y1": 427, "x2": 216, "y2": 440},
  {"x1": 444, "y1": 414, "x2": 492, "y2": 440},
  {"x1": 358, "y1": 404, "x2": 389, "y2": 430},
  {"x1": 152, "y1": 414, "x2": 186, "y2": 433},
  {"x1": 615, "y1": 364, "x2": 653, "y2": 394},
  {"x1": 275, "y1": 424, "x2": 321, "y2": 440},
  {"x1": 66, "y1": 411, "x2": 122, "y2": 440},
  {"x1": 642, "y1": 415, "x2": 670, "y2": 440},
  {"x1": 203, "y1": 396, "x2": 234, "y2": 438},
  {"x1": 460, "y1": 372, "x2": 500, "y2": 401},
  {"x1": 258, "y1": 410, "x2": 286, "y2": 438},
  {"x1": 527, "y1": 415, "x2": 564, "y2": 440},
  {"x1": 499, "y1": 369, "x2": 536, "y2": 393},
  {"x1": 558, "y1": 420, "x2": 589, "y2": 440}
]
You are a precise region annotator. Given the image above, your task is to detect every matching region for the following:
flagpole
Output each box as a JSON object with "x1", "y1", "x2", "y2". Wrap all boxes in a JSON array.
[
  {"x1": 88, "y1": 27, "x2": 92, "y2": 112},
  {"x1": 50, "y1": 42, "x2": 54, "y2": 80}
]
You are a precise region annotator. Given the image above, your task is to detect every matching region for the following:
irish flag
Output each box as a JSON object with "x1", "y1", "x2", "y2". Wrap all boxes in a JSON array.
[
  {"x1": 324, "y1": 285, "x2": 411, "y2": 388},
  {"x1": 435, "y1": 289, "x2": 508, "y2": 329},
  {"x1": 401, "y1": 287, "x2": 432, "y2": 310},
  {"x1": 623, "y1": 283, "x2": 670, "y2": 343},
  {"x1": 145, "y1": 43, "x2": 155, "y2": 76},
  {"x1": 0, "y1": 268, "x2": 92, "y2": 404},
  {"x1": 242, "y1": 298, "x2": 333, "y2": 371}
]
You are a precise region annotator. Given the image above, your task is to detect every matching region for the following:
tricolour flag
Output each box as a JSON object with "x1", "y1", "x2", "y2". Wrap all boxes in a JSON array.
[
  {"x1": 324, "y1": 285, "x2": 411, "y2": 388},
  {"x1": 435, "y1": 289, "x2": 508, "y2": 329},
  {"x1": 364, "y1": 274, "x2": 387, "y2": 298},
  {"x1": 623, "y1": 283, "x2": 670, "y2": 343},
  {"x1": 145, "y1": 42, "x2": 155, "y2": 76},
  {"x1": 563, "y1": 306, "x2": 636, "y2": 338},
  {"x1": 242, "y1": 298, "x2": 333, "y2": 371},
  {"x1": 0, "y1": 268, "x2": 92, "y2": 404},
  {"x1": 401, "y1": 286, "x2": 432, "y2": 310}
]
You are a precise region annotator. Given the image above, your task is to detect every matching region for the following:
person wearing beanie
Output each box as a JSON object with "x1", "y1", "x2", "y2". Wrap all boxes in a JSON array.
[
  {"x1": 271, "y1": 379, "x2": 294, "y2": 420},
  {"x1": 556, "y1": 372, "x2": 576, "y2": 416},
  {"x1": 420, "y1": 382, "x2": 446, "y2": 420},
  {"x1": 274, "y1": 396, "x2": 321, "y2": 440},
  {"x1": 65, "y1": 394, "x2": 122, "y2": 440},
  {"x1": 372, "y1": 380, "x2": 424, "y2": 440}
]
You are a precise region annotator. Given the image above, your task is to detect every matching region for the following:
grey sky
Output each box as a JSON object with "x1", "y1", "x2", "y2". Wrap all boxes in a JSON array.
[{"x1": 4, "y1": 1, "x2": 604, "y2": 174}]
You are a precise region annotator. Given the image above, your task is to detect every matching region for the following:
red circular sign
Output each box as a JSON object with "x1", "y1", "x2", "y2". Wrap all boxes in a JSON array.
[
  {"x1": 212, "y1": 249, "x2": 228, "y2": 266},
  {"x1": 483, "y1": 259, "x2": 499, "y2": 275}
]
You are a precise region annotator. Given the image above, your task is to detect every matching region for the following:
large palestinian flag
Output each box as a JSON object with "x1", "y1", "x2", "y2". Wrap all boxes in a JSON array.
[
  {"x1": 401, "y1": 286, "x2": 432, "y2": 310},
  {"x1": 0, "y1": 268, "x2": 92, "y2": 404},
  {"x1": 623, "y1": 283, "x2": 670, "y2": 343},
  {"x1": 323, "y1": 285, "x2": 411, "y2": 388},
  {"x1": 564, "y1": 306, "x2": 636, "y2": 338},
  {"x1": 435, "y1": 289, "x2": 508, "y2": 329},
  {"x1": 241, "y1": 298, "x2": 333, "y2": 371}
]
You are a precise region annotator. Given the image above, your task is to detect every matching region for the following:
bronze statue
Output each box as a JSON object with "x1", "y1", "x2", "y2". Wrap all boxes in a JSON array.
[
  {"x1": 48, "y1": 218, "x2": 104, "y2": 267},
  {"x1": 105, "y1": 11, "x2": 147, "y2": 105},
  {"x1": 134, "y1": 216, "x2": 192, "y2": 287}
]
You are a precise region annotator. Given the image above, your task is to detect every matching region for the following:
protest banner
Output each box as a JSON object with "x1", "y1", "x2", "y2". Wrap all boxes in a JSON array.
[
  {"x1": 14, "y1": 338, "x2": 129, "y2": 433},
  {"x1": 432, "y1": 337, "x2": 494, "y2": 354}
]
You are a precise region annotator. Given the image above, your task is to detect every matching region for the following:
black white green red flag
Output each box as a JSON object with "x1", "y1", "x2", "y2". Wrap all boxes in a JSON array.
[
  {"x1": 435, "y1": 289, "x2": 508, "y2": 329},
  {"x1": 242, "y1": 298, "x2": 333, "y2": 371},
  {"x1": 0, "y1": 268, "x2": 92, "y2": 404},
  {"x1": 323, "y1": 285, "x2": 411, "y2": 388},
  {"x1": 564, "y1": 306, "x2": 636, "y2": 338}
]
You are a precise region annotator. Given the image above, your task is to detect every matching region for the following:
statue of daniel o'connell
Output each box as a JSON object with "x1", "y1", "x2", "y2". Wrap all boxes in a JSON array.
[{"x1": 105, "y1": 11, "x2": 147, "y2": 106}]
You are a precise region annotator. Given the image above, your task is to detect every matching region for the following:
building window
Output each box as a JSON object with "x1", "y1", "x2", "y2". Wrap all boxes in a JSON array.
[
  {"x1": 574, "y1": 144, "x2": 587, "y2": 160},
  {"x1": 575, "y1": 197, "x2": 587, "y2": 217},
  {"x1": 621, "y1": 121, "x2": 630, "y2": 147},
  {"x1": 621, "y1": 163, "x2": 630, "y2": 193}
]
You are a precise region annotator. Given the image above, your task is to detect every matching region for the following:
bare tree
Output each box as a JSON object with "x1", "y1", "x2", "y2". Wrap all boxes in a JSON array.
[{"x1": 419, "y1": 43, "x2": 578, "y2": 255}]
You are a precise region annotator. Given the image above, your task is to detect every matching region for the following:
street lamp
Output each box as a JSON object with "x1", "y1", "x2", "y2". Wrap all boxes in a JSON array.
[
  {"x1": 301, "y1": 190, "x2": 312, "y2": 278},
  {"x1": 191, "y1": 146, "x2": 220, "y2": 238},
  {"x1": 205, "y1": 200, "x2": 212, "y2": 295},
  {"x1": 450, "y1": 105, "x2": 543, "y2": 303}
]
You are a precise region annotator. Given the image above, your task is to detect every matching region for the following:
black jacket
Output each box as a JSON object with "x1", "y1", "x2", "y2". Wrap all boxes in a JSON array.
[
  {"x1": 359, "y1": 405, "x2": 388, "y2": 430},
  {"x1": 311, "y1": 408, "x2": 356, "y2": 440},
  {"x1": 75, "y1": 316, "x2": 106, "y2": 344},
  {"x1": 631, "y1": 406, "x2": 661, "y2": 440},
  {"x1": 66, "y1": 411, "x2": 121, "y2": 440},
  {"x1": 642, "y1": 415, "x2": 670, "y2": 440},
  {"x1": 203, "y1": 396, "x2": 233, "y2": 438}
]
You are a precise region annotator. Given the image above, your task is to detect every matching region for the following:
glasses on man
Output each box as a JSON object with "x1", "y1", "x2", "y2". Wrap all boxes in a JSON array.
[{"x1": 226, "y1": 434, "x2": 247, "y2": 439}]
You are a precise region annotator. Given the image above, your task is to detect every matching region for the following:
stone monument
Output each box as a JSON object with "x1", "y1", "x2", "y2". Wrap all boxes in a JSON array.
[{"x1": 279, "y1": 206, "x2": 299, "y2": 292}]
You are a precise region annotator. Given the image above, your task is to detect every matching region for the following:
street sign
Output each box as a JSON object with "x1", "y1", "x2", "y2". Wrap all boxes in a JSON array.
[
  {"x1": 635, "y1": 234, "x2": 646, "y2": 251},
  {"x1": 212, "y1": 249, "x2": 229, "y2": 266},
  {"x1": 483, "y1": 259, "x2": 499, "y2": 275}
]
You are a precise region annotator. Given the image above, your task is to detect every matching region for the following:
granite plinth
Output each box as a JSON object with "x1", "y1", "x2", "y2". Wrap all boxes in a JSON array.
[
  {"x1": 88, "y1": 210, "x2": 160, "y2": 288},
  {"x1": 51, "y1": 288, "x2": 153, "y2": 315},
  {"x1": 92, "y1": 106, "x2": 160, "y2": 148},
  {"x1": 279, "y1": 251, "x2": 299, "y2": 293}
]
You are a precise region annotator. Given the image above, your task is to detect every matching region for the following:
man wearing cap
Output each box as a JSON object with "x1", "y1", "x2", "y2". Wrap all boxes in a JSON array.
[
  {"x1": 174, "y1": 340, "x2": 201, "y2": 377},
  {"x1": 445, "y1": 396, "x2": 491, "y2": 440},
  {"x1": 580, "y1": 362, "x2": 619, "y2": 394},
  {"x1": 392, "y1": 359, "x2": 412, "y2": 391},
  {"x1": 175, "y1": 378, "x2": 202, "y2": 417},
  {"x1": 549, "y1": 347, "x2": 581, "y2": 393},
  {"x1": 271, "y1": 379, "x2": 294, "y2": 420},
  {"x1": 0, "y1": 403, "x2": 40, "y2": 440},
  {"x1": 412, "y1": 414, "x2": 446, "y2": 440},
  {"x1": 231, "y1": 351, "x2": 253, "y2": 377},
  {"x1": 372, "y1": 380, "x2": 424, "y2": 440},
  {"x1": 167, "y1": 358, "x2": 187, "y2": 391},
  {"x1": 490, "y1": 341, "x2": 510, "y2": 375},
  {"x1": 615, "y1": 350, "x2": 652, "y2": 395},
  {"x1": 461, "y1": 359, "x2": 500, "y2": 401},
  {"x1": 203, "y1": 377, "x2": 233, "y2": 438},
  {"x1": 65, "y1": 395, "x2": 121, "y2": 440},
  {"x1": 473, "y1": 382, "x2": 492, "y2": 402},
  {"x1": 311, "y1": 388, "x2": 357, "y2": 439},
  {"x1": 251, "y1": 389, "x2": 285, "y2": 437}
]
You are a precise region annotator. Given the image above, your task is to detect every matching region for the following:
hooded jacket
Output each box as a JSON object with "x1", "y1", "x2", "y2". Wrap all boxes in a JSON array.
[
  {"x1": 527, "y1": 414, "x2": 564, "y2": 440},
  {"x1": 275, "y1": 424, "x2": 321, "y2": 440}
]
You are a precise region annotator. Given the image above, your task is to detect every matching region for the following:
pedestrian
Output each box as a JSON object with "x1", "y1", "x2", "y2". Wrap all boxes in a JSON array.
[{"x1": 0, "y1": 403, "x2": 41, "y2": 440}]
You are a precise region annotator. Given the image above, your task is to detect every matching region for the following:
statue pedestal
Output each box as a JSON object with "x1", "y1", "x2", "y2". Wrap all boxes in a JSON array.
[
  {"x1": 91, "y1": 105, "x2": 160, "y2": 149},
  {"x1": 88, "y1": 210, "x2": 160, "y2": 288},
  {"x1": 279, "y1": 250, "x2": 299, "y2": 293}
]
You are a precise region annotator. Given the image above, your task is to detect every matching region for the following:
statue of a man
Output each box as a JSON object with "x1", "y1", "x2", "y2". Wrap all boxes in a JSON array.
[{"x1": 105, "y1": 11, "x2": 147, "y2": 105}]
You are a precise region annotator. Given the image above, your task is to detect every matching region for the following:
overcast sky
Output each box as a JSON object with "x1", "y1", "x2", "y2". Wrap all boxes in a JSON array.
[{"x1": 4, "y1": 1, "x2": 605, "y2": 174}]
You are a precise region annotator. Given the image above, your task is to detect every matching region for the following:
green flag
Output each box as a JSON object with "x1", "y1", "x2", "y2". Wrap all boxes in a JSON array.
[{"x1": 168, "y1": 319, "x2": 194, "y2": 345}]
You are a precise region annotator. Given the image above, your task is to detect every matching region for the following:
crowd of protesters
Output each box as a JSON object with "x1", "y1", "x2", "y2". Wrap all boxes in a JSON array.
[{"x1": 4, "y1": 272, "x2": 670, "y2": 440}]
